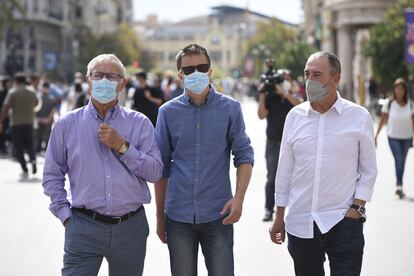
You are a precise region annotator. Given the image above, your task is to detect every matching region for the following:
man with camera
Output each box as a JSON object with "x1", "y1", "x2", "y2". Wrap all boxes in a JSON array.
[{"x1": 258, "y1": 59, "x2": 303, "y2": 222}]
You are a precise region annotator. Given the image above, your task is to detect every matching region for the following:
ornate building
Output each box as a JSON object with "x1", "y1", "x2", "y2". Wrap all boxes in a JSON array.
[
  {"x1": 0, "y1": 0, "x2": 132, "y2": 80},
  {"x1": 134, "y1": 5, "x2": 297, "y2": 74},
  {"x1": 303, "y1": 0, "x2": 397, "y2": 101}
]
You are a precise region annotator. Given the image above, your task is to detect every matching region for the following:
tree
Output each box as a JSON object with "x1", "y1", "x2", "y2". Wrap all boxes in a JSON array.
[
  {"x1": 246, "y1": 19, "x2": 315, "y2": 78},
  {"x1": 363, "y1": 0, "x2": 414, "y2": 89},
  {"x1": 0, "y1": 0, "x2": 25, "y2": 39}
]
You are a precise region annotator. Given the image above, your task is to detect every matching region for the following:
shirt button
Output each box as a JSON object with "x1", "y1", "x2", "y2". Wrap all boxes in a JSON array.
[
  {"x1": 105, "y1": 158, "x2": 108, "y2": 161},
  {"x1": 124, "y1": 160, "x2": 127, "y2": 163},
  {"x1": 107, "y1": 176, "x2": 110, "y2": 178},
  {"x1": 196, "y1": 143, "x2": 199, "y2": 146},
  {"x1": 195, "y1": 178, "x2": 199, "y2": 182},
  {"x1": 197, "y1": 125, "x2": 200, "y2": 128},
  {"x1": 108, "y1": 194, "x2": 111, "y2": 197}
]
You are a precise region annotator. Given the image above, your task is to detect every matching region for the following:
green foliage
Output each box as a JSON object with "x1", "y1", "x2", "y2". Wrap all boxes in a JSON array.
[
  {"x1": 279, "y1": 42, "x2": 317, "y2": 78},
  {"x1": 246, "y1": 19, "x2": 315, "y2": 78},
  {"x1": 363, "y1": 0, "x2": 414, "y2": 88},
  {"x1": 77, "y1": 24, "x2": 148, "y2": 72},
  {"x1": 0, "y1": 0, "x2": 25, "y2": 39}
]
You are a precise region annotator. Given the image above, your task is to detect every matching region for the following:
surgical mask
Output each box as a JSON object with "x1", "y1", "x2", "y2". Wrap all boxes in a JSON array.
[
  {"x1": 184, "y1": 71, "x2": 210, "y2": 94},
  {"x1": 306, "y1": 79, "x2": 329, "y2": 102},
  {"x1": 283, "y1": 80, "x2": 292, "y2": 93},
  {"x1": 91, "y1": 78, "x2": 118, "y2": 104}
]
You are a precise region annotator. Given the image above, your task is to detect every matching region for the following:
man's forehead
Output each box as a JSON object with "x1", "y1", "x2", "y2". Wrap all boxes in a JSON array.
[
  {"x1": 93, "y1": 62, "x2": 122, "y2": 73},
  {"x1": 181, "y1": 54, "x2": 208, "y2": 65},
  {"x1": 305, "y1": 56, "x2": 329, "y2": 71}
]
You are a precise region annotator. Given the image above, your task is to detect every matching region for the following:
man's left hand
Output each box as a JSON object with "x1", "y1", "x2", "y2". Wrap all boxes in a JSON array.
[
  {"x1": 345, "y1": 208, "x2": 361, "y2": 220},
  {"x1": 221, "y1": 197, "x2": 243, "y2": 225},
  {"x1": 97, "y1": 123, "x2": 124, "y2": 151}
]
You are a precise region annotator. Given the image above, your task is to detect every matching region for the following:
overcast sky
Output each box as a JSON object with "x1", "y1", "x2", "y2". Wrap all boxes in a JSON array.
[{"x1": 133, "y1": 0, "x2": 303, "y2": 24}]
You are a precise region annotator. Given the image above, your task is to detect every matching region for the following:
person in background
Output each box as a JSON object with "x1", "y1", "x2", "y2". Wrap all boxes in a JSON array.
[
  {"x1": 155, "y1": 43, "x2": 254, "y2": 276},
  {"x1": 258, "y1": 63, "x2": 302, "y2": 222},
  {"x1": 375, "y1": 78, "x2": 414, "y2": 198},
  {"x1": 0, "y1": 73, "x2": 38, "y2": 178},
  {"x1": 0, "y1": 75, "x2": 12, "y2": 154},
  {"x1": 132, "y1": 72, "x2": 164, "y2": 126},
  {"x1": 269, "y1": 51, "x2": 377, "y2": 276},
  {"x1": 35, "y1": 82, "x2": 56, "y2": 153},
  {"x1": 42, "y1": 54, "x2": 163, "y2": 276}
]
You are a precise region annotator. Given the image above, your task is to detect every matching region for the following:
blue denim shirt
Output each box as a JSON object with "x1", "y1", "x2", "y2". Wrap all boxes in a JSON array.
[{"x1": 156, "y1": 87, "x2": 254, "y2": 224}]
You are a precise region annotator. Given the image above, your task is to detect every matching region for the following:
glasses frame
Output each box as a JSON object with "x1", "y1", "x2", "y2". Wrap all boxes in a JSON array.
[
  {"x1": 181, "y1": 64, "x2": 210, "y2": 75},
  {"x1": 89, "y1": 71, "x2": 124, "y2": 82}
]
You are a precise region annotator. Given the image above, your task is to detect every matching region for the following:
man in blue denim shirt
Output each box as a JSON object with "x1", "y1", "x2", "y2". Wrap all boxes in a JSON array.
[{"x1": 155, "y1": 44, "x2": 254, "y2": 276}]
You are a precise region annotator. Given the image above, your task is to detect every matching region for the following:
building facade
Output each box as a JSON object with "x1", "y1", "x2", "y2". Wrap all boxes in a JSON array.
[
  {"x1": 135, "y1": 5, "x2": 297, "y2": 74},
  {"x1": 303, "y1": 0, "x2": 397, "y2": 101},
  {"x1": 0, "y1": 0, "x2": 132, "y2": 80}
]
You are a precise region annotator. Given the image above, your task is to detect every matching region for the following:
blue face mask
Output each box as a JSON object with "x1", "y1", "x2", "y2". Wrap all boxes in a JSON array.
[
  {"x1": 184, "y1": 71, "x2": 210, "y2": 94},
  {"x1": 91, "y1": 78, "x2": 118, "y2": 104}
]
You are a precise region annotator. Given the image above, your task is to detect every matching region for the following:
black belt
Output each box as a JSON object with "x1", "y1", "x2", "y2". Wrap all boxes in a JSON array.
[{"x1": 72, "y1": 206, "x2": 143, "y2": 224}]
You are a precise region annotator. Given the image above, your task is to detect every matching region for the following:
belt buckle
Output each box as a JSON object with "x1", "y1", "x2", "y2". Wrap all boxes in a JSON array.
[{"x1": 113, "y1": 216, "x2": 122, "y2": 224}]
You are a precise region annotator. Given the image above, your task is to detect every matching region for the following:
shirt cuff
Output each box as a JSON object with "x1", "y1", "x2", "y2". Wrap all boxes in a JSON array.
[
  {"x1": 57, "y1": 205, "x2": 72, "y2": 225},
  {"x1": 354, "y1": 186, "x2": 374, "y2": 202},
  {"x1": 275, "y1": 194, "x2": 289, "y2": 207}
]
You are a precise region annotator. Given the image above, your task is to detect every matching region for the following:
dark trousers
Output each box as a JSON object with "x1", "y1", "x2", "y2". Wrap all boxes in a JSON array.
[
  {"x1": 11, "y1": 124, "x2": 36, "y2": 172},
  {"x1": 265, "y1": 142, "x2": 281, "y2": 212},
  {"x1": 288, "y1": 219, "x2": 364, "y2": 276}
]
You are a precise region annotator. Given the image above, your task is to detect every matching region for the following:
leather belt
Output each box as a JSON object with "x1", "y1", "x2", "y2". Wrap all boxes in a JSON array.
[{"x1": 72, "y1": 206, "x2": 143, "y2": 224}]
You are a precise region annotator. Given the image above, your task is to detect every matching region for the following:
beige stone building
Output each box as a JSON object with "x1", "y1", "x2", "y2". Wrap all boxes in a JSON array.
[
  {"x1": 302, "y1": 0, "x2": 397, "y2": 101},
  {"x1": 135, "y1": 5, "x2": 297, "y2": 74}
]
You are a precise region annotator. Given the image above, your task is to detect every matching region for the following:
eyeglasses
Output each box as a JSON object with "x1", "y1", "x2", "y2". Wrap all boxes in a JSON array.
[
  {"x1": 90, "y1": 71, "x2": 123, "y2": 82},
  {"x1": 181, "y1": 64, "x2": 210, "y2": 75}
]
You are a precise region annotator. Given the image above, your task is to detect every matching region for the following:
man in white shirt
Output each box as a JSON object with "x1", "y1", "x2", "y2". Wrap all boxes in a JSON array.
[{"x1": 269, "y1": 51, "x2": 377, "y2": 276}]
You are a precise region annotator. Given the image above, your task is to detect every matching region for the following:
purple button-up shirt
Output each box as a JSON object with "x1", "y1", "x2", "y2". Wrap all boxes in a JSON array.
[{"x1": 42, "y1": 101, "x2": 163, "y2": 223}]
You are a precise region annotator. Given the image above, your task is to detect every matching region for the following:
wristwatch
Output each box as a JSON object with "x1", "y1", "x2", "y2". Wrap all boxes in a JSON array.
[
  {"x1": 118, "y1": 141, "x2": 129, "y2": 155},
  {"x1": 350, "y1": 204, "x2": 366, "y2": 223}
]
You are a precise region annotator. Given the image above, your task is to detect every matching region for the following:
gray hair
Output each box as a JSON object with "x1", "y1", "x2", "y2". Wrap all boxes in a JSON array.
[
  {"x1": 309, "y1": 51, "x2": 341, "y2": 75},
  {"x1": 86, "y1": 54, "x2": 126, "y2": 78}
]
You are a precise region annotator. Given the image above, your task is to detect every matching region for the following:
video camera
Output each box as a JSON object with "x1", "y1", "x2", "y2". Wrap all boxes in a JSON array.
[{"x1": 259, "y1": 71, "x2": 284, "y2": 92}]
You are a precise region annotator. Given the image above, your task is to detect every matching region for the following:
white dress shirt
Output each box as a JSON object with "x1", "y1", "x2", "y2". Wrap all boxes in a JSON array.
[{"x1": 275, "y1": 93, "x2": 377, "y2": 238}]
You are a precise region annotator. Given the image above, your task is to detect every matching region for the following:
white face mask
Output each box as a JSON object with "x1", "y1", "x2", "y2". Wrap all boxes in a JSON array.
[
  {"x1": 283, "y1": 80, "x2": 292, "y2": 93},
  {"x1": 305, "y1": 77, "x2": 333, "y2": 102}
]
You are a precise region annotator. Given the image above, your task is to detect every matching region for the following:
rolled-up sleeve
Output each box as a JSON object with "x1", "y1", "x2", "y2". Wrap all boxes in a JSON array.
[
  {"x1": 355, "y1": 114, "x2": 377, "y2": 201},
  {"x1": 275, "y1": 112, "x2": 294, "y2": 207},
  {"x1": 229, "y1": 102, "x2": 254, "y2": 167},
  {"x1": 155, "y1": 107, "x2": 173, "y2": 178}
]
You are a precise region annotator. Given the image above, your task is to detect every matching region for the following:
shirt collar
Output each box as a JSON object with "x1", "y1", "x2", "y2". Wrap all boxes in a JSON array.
[
  {"x1": 86, "y1": 99, "x2": 121, "y2": 120},
  {"x1": 183, "y1": 85, "x2": 215, "y2": 106},
  {"x1": 305, "y1": 91, "x2": 343, "y2": 116}
]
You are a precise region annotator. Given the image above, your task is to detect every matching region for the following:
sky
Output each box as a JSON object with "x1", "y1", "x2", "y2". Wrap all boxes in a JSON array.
[{"x1": 133, "y1": 0, "x2": 303, "y2": 25}]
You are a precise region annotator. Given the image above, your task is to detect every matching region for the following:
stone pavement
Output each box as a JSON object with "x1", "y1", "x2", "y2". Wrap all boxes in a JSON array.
[{"x1": 0, "y1": 97, "x2": 414, "y2": 275}]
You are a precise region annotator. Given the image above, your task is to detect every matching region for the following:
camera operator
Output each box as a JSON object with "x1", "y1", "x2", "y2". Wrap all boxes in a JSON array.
[{"x1": 258, "y1": 60, "x2": 303, "y2": 222}]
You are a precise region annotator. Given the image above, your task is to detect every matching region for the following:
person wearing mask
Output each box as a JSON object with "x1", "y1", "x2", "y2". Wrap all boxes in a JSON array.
[
  {"x1": 42, "y1": 54, "x2": 163, "y2": 276},
  {"x1": 155, "y1": 43, "x2": 254, "y2": 276},
  {"x1": 132, "y1": 72, "x2": 164, "y2": 126},
  {"x1": 0, "y1": 73, "x2": 38, "y2": 178},
  {"x1": 375, "y1": 78, "x2": 414, "y2": 198},
  {"x1": 269, "y1": 51, "x2": 377, "y2": 276}
]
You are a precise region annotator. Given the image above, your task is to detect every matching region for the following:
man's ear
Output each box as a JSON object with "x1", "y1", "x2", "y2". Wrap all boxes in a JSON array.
[
  {"x1": 208, "y1": 68, "x2": 213, "y2": 77},
  {"x1": 178, "y1": 72, "x2": 184, "y2": 81}
]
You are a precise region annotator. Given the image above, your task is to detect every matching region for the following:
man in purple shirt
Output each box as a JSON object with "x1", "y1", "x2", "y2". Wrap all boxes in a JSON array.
[{"x1": 42, "y1": 54, "x2": 163, "y2": 276}]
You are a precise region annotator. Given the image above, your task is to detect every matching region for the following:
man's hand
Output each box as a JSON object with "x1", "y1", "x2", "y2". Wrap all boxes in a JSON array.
[
  {"x1": 221, "y1": 197, "x2": 243, "y2": 225},
  {"x1": 63, "y1": 218, "x2": 70, "y2": 227},
  {"x1": 97, "y1": 123, "x2": 124, "y2": 151},
  {"x1": 345, "y1": 208, "x2": 361, "y2": 220},
  {"x1": 269, "y1": 216, "x2": 285, "y2": 244},
  {"x1": 156, "y1": 215, "x2": 167, "y2": 243}
]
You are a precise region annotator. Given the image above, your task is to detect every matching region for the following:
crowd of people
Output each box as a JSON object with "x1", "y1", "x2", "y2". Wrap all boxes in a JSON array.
[{"x1": 0, "y1": 42, "x2": 412, "y2": 276}]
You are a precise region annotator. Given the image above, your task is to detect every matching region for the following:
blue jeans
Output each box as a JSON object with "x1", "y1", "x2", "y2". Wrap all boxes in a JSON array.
[
  {"x1": 265, "y1": 142, "x2": 281, "y2": 212},
  {"x1": 287, "y1": 218, "x2": 364, "y2": 276},
  {"x1": 388, "y1": 137, "x2": 412, "y2": 185},
  {"x1": 165, "y1": 215, "x2": 234, "y2": 276},
  {"x1": 63, "y1": 208, "x2": 149, "y2": 276}
]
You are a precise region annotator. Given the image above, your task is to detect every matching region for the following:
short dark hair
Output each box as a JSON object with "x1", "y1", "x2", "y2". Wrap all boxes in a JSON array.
[
  {"x1": 310, "y1": 51, "x2": 341, "y2": 75},
  {"x1": 135, "y1": 71, "x2": 147, "y2": 80},
  {"x1": 14, "y1": 72, "x2": 27, "y2": 84},
  {"x1": 176, "y1": 44, "x2": 211, "y2": 71},
  {"x1": 42, "y1": 82, "x2": 50, "y2": 89}
]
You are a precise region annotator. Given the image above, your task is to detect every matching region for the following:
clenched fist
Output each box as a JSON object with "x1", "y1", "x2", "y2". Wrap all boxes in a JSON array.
[{"x1": 97, "y1": 123, "x2": 124, "y2": 151}]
